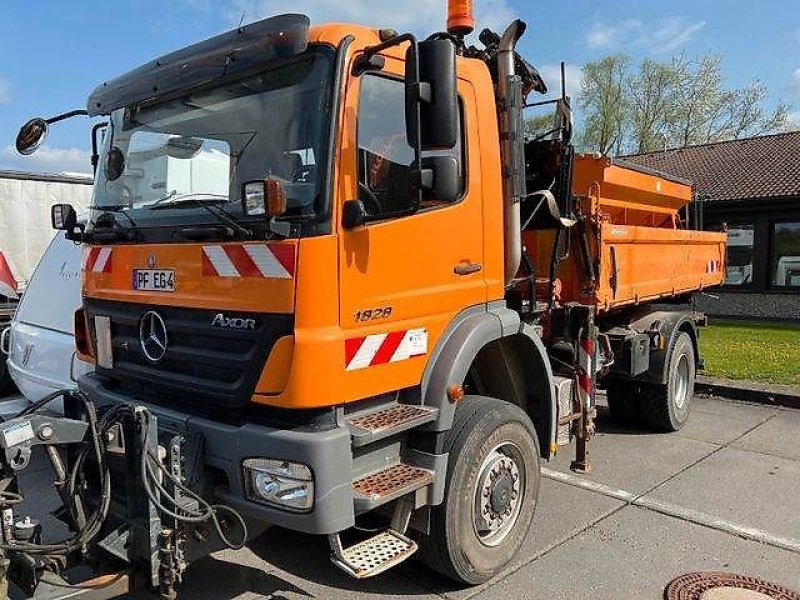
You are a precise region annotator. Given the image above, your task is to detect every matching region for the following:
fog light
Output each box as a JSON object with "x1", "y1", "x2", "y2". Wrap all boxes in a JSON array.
[{"x1": 243, "y1": 458, "x2": 314, "y2": 512}]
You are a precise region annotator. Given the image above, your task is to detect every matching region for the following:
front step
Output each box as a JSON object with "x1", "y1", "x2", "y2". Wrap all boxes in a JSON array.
[
  {"x1": 352, "y1": 462, "x2": 433, "y2": 512},
  {"x1": 347, "y1": 403, "x2": 438, "y2": 447},
  {"x1": 330, "y1": 530, "x2": 418, "y2": 579}
]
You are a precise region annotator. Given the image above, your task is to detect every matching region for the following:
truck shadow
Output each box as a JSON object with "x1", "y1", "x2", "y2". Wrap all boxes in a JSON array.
[
  {"x1": 593, "y1": 404, "x2": 657, "y2": 436},
  {"x1": 244, "y1": 525, "x2": 444, "y2": 596},
  {"x1": 170, "y1": 555, "x2": 313, "y2": 599}
]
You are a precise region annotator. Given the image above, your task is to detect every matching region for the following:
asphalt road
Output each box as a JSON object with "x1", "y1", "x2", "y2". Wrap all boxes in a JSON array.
[{"x1": 2, "y1": 390, "x2": 799, "y2": 599}]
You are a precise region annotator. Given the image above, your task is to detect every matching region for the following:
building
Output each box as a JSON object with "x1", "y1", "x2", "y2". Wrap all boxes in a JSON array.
[{"x1": 625, "y1": 131, "x2": 800, "y2": 322}]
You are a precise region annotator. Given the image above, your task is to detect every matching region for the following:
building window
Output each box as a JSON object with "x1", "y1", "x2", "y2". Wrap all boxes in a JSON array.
[
  {"x1": 724, "y1": 224, "x2": 755, "y2": 286},
  {"x1": 771, "y1": 221, "x2": 800, "y2": 288}
]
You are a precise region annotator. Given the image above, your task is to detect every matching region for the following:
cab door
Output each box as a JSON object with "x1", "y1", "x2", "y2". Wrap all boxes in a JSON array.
[{"x1": 337, "y1": 60, "x2": 485, "y2": 387}]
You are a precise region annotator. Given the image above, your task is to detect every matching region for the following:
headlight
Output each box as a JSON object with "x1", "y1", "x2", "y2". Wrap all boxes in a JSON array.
[{"x1": 243, "y1": 458, "x2": 314, "y2": 512}]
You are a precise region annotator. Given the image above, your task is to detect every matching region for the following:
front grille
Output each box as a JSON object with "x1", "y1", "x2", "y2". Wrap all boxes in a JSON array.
[{"x1": 85, "y1": 299, "x2": 293, "y2": 409}]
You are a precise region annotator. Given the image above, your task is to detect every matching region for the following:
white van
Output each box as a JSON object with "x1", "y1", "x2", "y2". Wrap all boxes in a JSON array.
[{"x1": 2, "y1": 232, "x2": 92, "y2": 407}]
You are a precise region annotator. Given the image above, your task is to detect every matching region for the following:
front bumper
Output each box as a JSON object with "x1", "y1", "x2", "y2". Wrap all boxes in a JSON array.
[{"x1": 80, "y1": 374, "x2": 355, "y2": 535}]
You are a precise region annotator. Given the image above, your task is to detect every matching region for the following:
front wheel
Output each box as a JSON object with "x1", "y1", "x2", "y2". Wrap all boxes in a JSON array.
[{"x1": 418, "y1": 396, "x2": 540, "y2": 585}]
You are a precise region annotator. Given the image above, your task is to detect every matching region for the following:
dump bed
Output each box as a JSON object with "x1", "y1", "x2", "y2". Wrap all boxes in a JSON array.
[{"x1": 525, "y1": 155, "x2": 727, "y2": 312}]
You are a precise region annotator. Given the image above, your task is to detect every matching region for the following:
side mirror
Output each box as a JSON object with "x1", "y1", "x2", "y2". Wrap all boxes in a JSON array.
[
  {"x1": 52, "y1": 204, "x2": 78, "y2": 231},
  {"x1": 242, "y1": 177, "x2": 287, "y2": 218},
  {"x1": 420, "y1": 156, "x2": 461, "y2": 204},
  {"x1": 405, "y1": 39, "x2": 458, "y2": 151},
  {"x1": 342, "y1": 199, "x2": 368, "y2": 230},
  {"x1": 16, "y1": 118, "x2": 49, "y2": 156}
]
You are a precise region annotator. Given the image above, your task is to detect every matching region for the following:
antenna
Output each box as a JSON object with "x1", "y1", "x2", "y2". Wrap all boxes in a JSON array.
[{"x1": 238, "y1": 10, "x2": 246, "y2": 30}]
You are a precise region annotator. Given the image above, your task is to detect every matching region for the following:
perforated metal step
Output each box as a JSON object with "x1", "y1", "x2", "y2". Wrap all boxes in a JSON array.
[
  {"x1": 353, "y1": 462, "x2": 433, "y2": 508},
  {"x1": 331, "y1": 530, "x2": 418, "y2": 579},
  {"x1": 347, "y1": 404, "x2": 437, "y2": 447}
]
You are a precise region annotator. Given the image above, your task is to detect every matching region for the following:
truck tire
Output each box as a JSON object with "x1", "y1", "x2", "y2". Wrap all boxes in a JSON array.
[
  {"x1": 640, "y1": 332, "x2": 695, "y2": 432},
  {"x1": 418, "y1": 396, "x2": 540, "y2": 584},
  {"x1": 604, "y1": 379, "x2": 639, "y2": 426}
]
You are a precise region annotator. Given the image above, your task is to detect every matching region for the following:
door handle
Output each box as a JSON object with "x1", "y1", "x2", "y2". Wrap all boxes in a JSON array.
[{"x1": 454, "y1": 262, "x2": 482, "y2": 276}]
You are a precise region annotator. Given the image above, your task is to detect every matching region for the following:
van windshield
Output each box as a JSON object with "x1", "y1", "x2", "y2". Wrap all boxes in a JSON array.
[{"x1": 90, "y1": 48, "x2": 334, "y2": 233}]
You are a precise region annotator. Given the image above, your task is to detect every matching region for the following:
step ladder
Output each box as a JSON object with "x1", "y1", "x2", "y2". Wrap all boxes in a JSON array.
[
  {"x1": 347, "y1": 403, "x2": 438, "y2": 447},
  {"x1": 329, "y1": 497, "x2": 418, "y2": 579}
]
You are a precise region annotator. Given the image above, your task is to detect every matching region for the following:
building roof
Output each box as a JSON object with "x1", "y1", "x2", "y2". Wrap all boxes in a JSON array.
[
  {"x1": 622, "y1": 131, "x2": 800, "y2": 203},
  {"x1": 0, "y1": 169, "x2": 93, "y2": 185}
]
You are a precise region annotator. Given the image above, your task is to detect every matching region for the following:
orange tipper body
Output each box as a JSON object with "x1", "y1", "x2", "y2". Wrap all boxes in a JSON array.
[{"x1": 526, "y1": 155, "x2": 726, "y2": 312}]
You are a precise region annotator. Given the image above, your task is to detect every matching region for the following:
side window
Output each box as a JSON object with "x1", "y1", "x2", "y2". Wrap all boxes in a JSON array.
[{"x1": 357, "y1": 74, "x2": 464, "y2": 220}]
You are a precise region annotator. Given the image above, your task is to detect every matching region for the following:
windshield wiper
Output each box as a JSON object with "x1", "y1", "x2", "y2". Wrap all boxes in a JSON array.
[
  {"x1": 88, "y1": 204, "x2": 138, "y2": 227},
  {"x1": 148, "y1": 195, "x2": 253, "y2": 239}
]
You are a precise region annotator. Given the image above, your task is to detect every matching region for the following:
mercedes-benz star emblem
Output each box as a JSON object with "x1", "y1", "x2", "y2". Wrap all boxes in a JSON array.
[{"x1": 139, "y1": 311, "x2": 168, "y2": 363}]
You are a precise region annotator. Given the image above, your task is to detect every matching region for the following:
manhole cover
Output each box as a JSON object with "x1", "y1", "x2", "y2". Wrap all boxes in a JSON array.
[{"x1": 665, "y1": 572, "x2": 800, "y2": 600}]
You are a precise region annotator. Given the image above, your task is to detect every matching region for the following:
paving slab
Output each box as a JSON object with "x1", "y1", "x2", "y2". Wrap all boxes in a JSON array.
[
  {"x1": 407, "y1": 477, "x2": 625, "y2": 599},
  {"x1": 477, "y1": 505, "x2": 800, "y2": 600},
  {"x1": 646, "y1": 445, "x2": 800, "y2": 541},
  {"x1": 733, "y1": 409, "x2": 800, "y2": 461},
  {"x1": 693, "y1": 394, "x2": 778, "y2": 420},
  {"x1": 547, "y1": 418, "x2": 718, "y2": 495},
  {"x1": 672, "y1": 403, "x2": 770, "y2": 446}
]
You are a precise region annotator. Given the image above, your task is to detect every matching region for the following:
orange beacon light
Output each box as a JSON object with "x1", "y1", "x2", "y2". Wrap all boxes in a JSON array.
[{"x1": 447, "y1": 0, "x2": 475, "y2": 36}]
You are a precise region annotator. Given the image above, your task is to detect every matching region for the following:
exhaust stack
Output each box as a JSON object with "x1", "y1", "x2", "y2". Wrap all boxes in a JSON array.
[{"x1": 498, "y1": 20, "x2": 527, "y2": 286}]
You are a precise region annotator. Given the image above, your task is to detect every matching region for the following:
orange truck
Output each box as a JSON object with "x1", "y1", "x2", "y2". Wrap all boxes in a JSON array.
[{"x1": 13, "y1": 2, "x2": 725, "y2": 596}]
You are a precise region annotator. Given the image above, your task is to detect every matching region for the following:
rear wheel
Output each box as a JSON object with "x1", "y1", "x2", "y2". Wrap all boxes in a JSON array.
[
  {"x1": 418, "y1": 396, "x2": 540, "y2": 585},
  {"x1": 640, "y1": 332, "x2": 695, "y2": 431}
]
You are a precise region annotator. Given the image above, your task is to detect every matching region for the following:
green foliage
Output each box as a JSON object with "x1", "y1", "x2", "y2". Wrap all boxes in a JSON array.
[
  {"x1": 699, "y1": 320, "x2": 800, "y2": 385},
  {"x1": 578, "y1": 53, "x2": 790, "y2": 155}
]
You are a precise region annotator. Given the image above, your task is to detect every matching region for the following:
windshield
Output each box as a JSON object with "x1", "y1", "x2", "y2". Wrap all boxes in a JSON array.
[{"x1": 90, "y1": 48, "x2": 334, "y2": 234}]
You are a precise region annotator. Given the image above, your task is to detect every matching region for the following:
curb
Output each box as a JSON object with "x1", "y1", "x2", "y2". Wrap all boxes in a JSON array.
[{"x1": 696, "y1": 375, "x2": 800, "y2": 410}]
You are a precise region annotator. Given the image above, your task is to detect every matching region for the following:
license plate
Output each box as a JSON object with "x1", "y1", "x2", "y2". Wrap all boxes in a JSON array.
[{"x1": 133, "y1": 269, "x2": 175, "y2": 292}]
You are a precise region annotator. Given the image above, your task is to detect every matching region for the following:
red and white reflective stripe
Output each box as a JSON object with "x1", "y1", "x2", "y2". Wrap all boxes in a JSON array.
[
  {"x1": 345, "y1": 329, "x2": 428, "y2": 371},
  {"x1": 202, "y1": 244, "x2": 295, "y2": 279},
  {"x1": 706, "y1": 260, "x2": 721, "y2": 274},
  {"x1": 83, "y1": 247, "x2": 113, "y2": 273},
  {"x1": 577, "y1": 337, "x2": 594, "y2": 406}
]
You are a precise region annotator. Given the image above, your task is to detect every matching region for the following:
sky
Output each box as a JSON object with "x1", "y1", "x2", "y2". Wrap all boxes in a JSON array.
[{"x1": 0, "y1": 0, "x2": 798, "y2": 175}]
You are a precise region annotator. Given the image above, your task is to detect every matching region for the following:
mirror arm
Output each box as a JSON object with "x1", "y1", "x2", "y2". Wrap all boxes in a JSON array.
[
  {"x1": 362, "y1": 32, "x2": 417, "y2": 61},
  {"x1": 46, "y1": 109, "x2": 89, "y2": 125}
]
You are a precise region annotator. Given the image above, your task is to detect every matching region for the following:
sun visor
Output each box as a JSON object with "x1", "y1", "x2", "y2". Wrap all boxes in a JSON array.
[{"x1": 87, "y1": 14, "x2": 310, "y2": 116}]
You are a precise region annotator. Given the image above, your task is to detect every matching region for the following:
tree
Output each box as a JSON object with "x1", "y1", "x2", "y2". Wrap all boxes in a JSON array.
[
  {"x1": 579, "y1": 55, "x2": 630, "y2": 155},
  {"x1": 577, "y1": 52, "x2": 790, "y2": 155},
  {"x1": 523, "y1": 114, "x2": 559, "y2": 140},
  {"x1": 666, "y1": 54, "x2": 790, "y2": 147},
  {"x1": 627, "y1": 59, "x2": 678, "y2": 153}
]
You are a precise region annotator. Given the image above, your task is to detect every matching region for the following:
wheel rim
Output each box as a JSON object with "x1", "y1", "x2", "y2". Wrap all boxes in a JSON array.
[
  {"x1": 673, "y1": 354, "x2": 690, "y2": 410},
  {"x1": 472, "y1": 441, "x2": 525, "y2": 547}
]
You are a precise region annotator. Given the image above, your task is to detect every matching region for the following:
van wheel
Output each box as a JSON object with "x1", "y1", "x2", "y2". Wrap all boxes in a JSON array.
[
  {"x1": 640, "y1": 332, "x2": 695, "y2": 432},
  {"x1": 0, "y1": 356, "x2": 13, "y2": 395},
  {"x1": 418, "y1": 396, "x2": 540, "y2": 585},
  {"x1": 605, "y1": 379, "x2": 639, "y2": 426}
]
